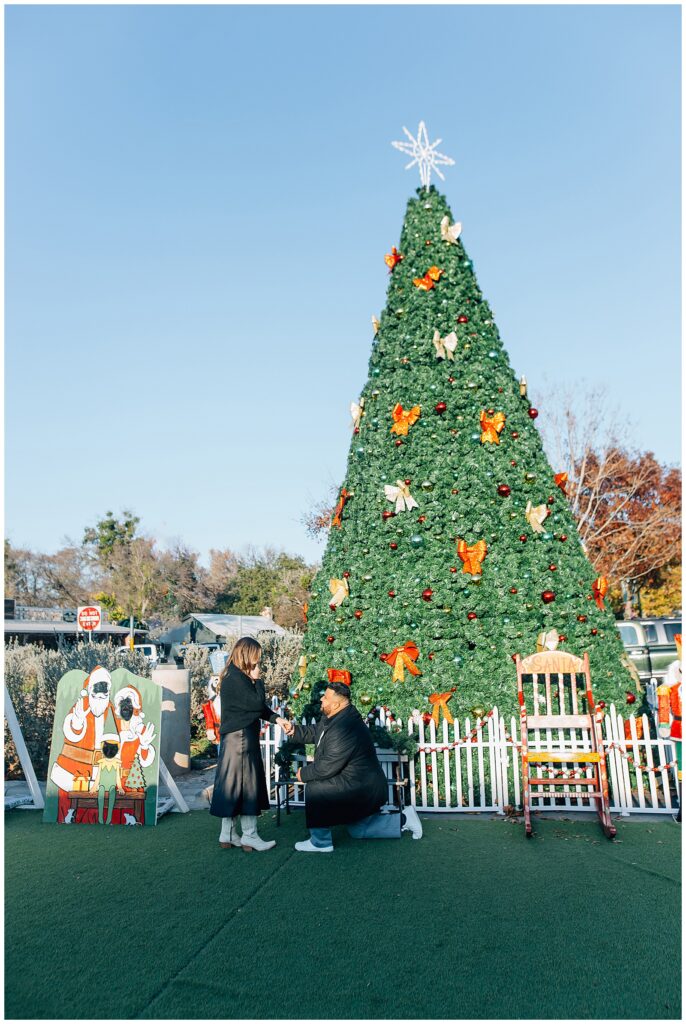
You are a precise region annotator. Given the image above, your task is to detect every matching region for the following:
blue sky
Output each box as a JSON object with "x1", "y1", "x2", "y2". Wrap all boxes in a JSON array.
[{"x1": 5, "y1": 4, "x2": 681, "y2": 564}]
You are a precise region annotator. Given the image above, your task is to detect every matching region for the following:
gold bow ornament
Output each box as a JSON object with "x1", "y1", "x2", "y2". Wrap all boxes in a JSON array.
[
  {"x1": 331, "y1": 487, "x2": 351, "y2": 529},
  {"x1": 298, "y1": 655, "x2": 308, "y2": 679},
  {"x1": 525, "y1": 501, "x2": 549, "y2": 534},
  {"x1": 440, "y1": 216, "x2": 462, "y2": 244},
  {"x1": 328, "y1": 577, "x2": 349, "y2": 610},
  {"x1": 429, "y1": 689, "x2": 456, "y2": 726},
  {"x1": 593, "y1": 576, "x2": 608, "y2": 610},
  {"x1": 381, "y1": 642, "x2": 422, "y2": 683},
  {"x1": 384, "y1": 480, "x2": 419, "y2": 514},
  {"x1": 536, "y1": 629, "x2": 560, "y2": 653},
  {"x1": 371, "y1": 315, "x2": 380, "y2": 335},
  {"x1": 480, "y1": 410, "x2": 506, "y2": 445},
  {"x1": 432, "y1": 330, "x2": 458, "y2": 361},
  {"x1": 457, "y1": 539, "x2": 488, "y2": 577},
  {"x1": 350, "y1": 398, "x2": 365, "y2": 431},
  {"x1": 390, "y1": 403, "x2": 421, "y2": 436}
]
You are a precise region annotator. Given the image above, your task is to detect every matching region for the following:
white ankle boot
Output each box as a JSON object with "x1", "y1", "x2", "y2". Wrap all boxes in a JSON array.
[
  {"x1": 219, "y1": 817, "x2": 242, "y2": 848},
  {"x1": 240, "y1": 815, "x2": 275, "y2": 852}
]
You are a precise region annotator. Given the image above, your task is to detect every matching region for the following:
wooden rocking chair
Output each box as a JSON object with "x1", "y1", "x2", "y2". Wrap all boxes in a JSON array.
[{"x1": 515, "y1": 649, "x2": 616, "y2": 840}]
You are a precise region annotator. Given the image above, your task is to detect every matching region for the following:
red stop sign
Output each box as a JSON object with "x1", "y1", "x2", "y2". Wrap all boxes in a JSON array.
[{"x1": 77, "y1": 606, "x2": 101, "y2": 631}]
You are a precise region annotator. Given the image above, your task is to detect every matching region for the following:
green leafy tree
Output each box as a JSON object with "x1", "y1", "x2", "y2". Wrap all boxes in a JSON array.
[
  {"x1": 83, "y1": 510, "x2": 140, "y2": 565},
  {"x1": 294, "y1": 187, "x2": 633, "y2": 722}
]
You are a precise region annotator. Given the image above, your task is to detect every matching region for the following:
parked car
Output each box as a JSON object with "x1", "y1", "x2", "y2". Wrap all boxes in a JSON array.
[
  {"x1": 175, "y1": 641, "x2": 223, "y2": 665},
  {"x1": 117, "y1": 643, "x2": 161, "y2": 666},
  {"x1": 616, "y1": 617, "x2": 681, "y2": 686}
]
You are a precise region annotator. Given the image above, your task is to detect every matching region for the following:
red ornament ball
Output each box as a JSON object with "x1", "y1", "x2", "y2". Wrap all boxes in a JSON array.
[
  {"x1": 388, "y1": 590, "x2": 396, "y2": 598},
  {"x1": 418, "y1": 515, "x2": 426, "y2": 523},
  {"x1": 559, "y1": 534, "x2": 568, "y2": 542},
  {"x1": 389, "y1": 542, "x2": 398, "y2": 550},
  {"x1": 449, "y1": 566, "x2": 458, "y2": 573},
  {"x1": 510, "y1": 587, "x2": 518, "y2": 594},
  {"x1": 448, "y1": 376, "x2": 455, "y2": 383},
  {"x1": 467, "y1": 611, "x2": 477, "y2": 621},
  {"x1": 382, "y1": 510, "x2": 395, "y2": 521},
  {"x1": 597, "y1": 701, "x2": 606, "y2": 710},
  {"x1": 435, "y1": 401, "x2": 447, "y2": 415},
  {"x1": 541, "y1": 590, "x2": 556, "y2": 604},
  {"x1": 497, "y1": 484, "x2": 511, "y2": 497},
  {"x1": 326, "y1": 635, "x2": 335, "y2": 644},
  {"x1": 395, "y1": 439, "x2": 403, "y2": 447},
  {"x1": 626, "y1": 692, "x2": 637, "y2": 705},
  {"x1": 577, "y1": 614, "x2": 587, "y2": 623},
  {"x1": 354, "y1": 610, "x2": 363, "y2": 619},
  {"x1": 519, "y1": 534, "x2": 527, "y2": 543},
  {"x1": 422, "y1": 588, "x2": 433, "y2": 601},
  {"x1": 422, "y1": 713, "x2": 432, "y2": 724},
  {"x1": 558, "y1": 634, "x2": 567, "y2": 642},
  {"x1": 548, "y1": 564, "x2": 558, "y2": 572},
  {"x1": 591, "y1": 628, "x2": 598, "y2": 636},
  {"x1": 547, "y1": 496, "x2": 555, "y2": 505},
  {"x1": 511, "y1": 460, "x2": 517, "y2": 467},
  {"x1": 528, "y1": 408, "x2": 539, "y2": 420},
  {"x1": 343, "y1": 571, "x2": 351, "y2": 578},
  {"x1": 511, "y1": 431, "x2": 519, "y2": 439},
  {"x1": 404, "y1": 478, "x2": 411, "y2": 485},
  {"x1": 457, "y1": 314, "x2": 469, "y2": 324},
  {"x1": 353, "y1": 427, "x2": 360, "y2": 435}
]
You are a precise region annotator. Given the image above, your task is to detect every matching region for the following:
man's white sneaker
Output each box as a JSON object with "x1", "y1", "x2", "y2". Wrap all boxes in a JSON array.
[
  {"x1": 401, "y1": 806, "x2": 423, "y2": 839},
  {"x1": 295, "y1": 839, "x2": 334, "y2": 853}
]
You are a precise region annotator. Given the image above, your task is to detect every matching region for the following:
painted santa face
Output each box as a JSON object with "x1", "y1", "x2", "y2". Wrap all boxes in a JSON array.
[{"x1": 89, "y1": 682, "x2": 110, "y2": 718}]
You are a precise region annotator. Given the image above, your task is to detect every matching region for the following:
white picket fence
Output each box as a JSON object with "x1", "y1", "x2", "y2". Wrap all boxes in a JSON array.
[{"x1": 261, "y1": 702, "x2": 680, "y2": 817}]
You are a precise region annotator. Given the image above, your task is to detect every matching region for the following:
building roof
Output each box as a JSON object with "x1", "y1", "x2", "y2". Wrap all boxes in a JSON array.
[
  {"x1": 4, "y1": 620, "x2": 135, "y2": 636},
  {"x1": 189, "y1": 614, "x2": 285, "y2": 638}
]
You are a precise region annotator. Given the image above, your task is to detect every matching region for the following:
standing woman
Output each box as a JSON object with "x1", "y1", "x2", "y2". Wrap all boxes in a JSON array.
[{"x1": 210, "y1": 636, "x2": 290, "y2": 851}]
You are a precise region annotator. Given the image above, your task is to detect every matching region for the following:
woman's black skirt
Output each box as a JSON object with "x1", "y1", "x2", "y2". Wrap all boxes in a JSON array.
[{"x1": 209, "y1": 722, "x2": 270, "y2": 818}]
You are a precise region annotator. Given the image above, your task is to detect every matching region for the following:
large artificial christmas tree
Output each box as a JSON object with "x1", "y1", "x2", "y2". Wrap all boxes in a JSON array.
[{"x1": 293, "y1": 126, "x2": 633, "y2": 724}]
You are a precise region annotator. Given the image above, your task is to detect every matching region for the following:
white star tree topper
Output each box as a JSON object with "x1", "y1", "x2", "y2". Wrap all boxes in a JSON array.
[{"x1": 391, "y1": 121, "x2": 455, "y2": 190}]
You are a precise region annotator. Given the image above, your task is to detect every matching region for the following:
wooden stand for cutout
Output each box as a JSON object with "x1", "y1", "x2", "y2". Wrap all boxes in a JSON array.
[{"x1": 4, "y1": 684, "x2": 45, "y2": 810}]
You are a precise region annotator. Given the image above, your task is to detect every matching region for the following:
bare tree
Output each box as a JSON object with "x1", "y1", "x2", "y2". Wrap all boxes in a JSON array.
[{"x1": 536, "y1": 381, "x2": 681, "y2": 617}]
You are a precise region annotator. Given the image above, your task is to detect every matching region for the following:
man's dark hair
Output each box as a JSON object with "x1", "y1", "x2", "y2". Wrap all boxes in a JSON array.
[{"x1": 325, "y1": 681, "x2": 351, "y2": 700}]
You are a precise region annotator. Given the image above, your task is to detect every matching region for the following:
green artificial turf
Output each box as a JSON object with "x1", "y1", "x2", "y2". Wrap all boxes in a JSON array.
[{"x1": 5, "y1": 810, "x2": 681, "y2": 1020}]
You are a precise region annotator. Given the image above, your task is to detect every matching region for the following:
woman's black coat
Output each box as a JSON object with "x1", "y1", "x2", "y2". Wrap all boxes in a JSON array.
[{"x1": 292, "y1": 703, "x2": 389, "y2": 828}]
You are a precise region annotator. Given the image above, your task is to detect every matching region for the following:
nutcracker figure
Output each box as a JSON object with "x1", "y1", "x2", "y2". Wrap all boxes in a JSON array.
[
  {"x1": 202, "y1": 675, "x2": 222, "y2": 747},
  {"x1": 657, "y1": 633, "x2": 681, "y2": 822}
]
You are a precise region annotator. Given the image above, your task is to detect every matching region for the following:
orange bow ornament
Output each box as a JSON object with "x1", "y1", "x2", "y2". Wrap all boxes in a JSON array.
[
  {"x1": 429, "y1": 689, "x2": 455, "y2": 726},
  {"x1": 331, "y1": 488, "x2": 351, "y2": 529},
  {"x1": 380, "y1": 642, "x2": 422, "y2": 683},
  {"x1": 413, "y1": 266, "x2": 443, "y2": 291},
  {"x1": 480, "y1": 410, "x2": 506, "y2": 445},
  {"x1": 384, "y1": 247, "x2": 403, "y2": 270},
  {"x1": 554, "y1": 472, "x2": 568, "y2": 494},
  {"x1": 302, "y1": 603, "x2": 308, "y2": 624},
  {"x1": 390, "y1": 403, "x2": 421, "y2": 436},
  {"x1": 593, "y1": 576, "x2": 608, "y2": 610},
  {"x1": 457, "y1": 539, "x2": 488, "y2": 576}
]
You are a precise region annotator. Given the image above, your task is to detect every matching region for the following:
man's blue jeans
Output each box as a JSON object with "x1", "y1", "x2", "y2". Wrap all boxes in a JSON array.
[{"x1": 310, "y1": 810, "x2": 402, "y2": 848}]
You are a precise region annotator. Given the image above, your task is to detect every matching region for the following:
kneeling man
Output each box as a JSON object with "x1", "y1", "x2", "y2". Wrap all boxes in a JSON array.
[{"x1": 289, "y1": 670, "x2": 422, "y2": 852}]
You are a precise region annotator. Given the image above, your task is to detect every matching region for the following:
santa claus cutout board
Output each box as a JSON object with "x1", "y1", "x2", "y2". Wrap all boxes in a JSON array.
[{"x1": 43, "y1": 666, "x2": 162, "y2": 826}]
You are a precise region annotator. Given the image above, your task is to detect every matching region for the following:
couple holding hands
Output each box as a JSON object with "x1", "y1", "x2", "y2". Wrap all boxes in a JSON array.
[{"x1": 209, "y1": 637, "x2": 422, "y2": 852}]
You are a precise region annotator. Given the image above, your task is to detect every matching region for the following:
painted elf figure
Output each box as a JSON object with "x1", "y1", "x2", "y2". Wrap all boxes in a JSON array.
[
  {"x1": 657, "y1": 633, "x2": 682, "y2": 822},
  {"x1": 90, "y1": 710, "x2": 124, "y2": 825},
  {"x1": 202, "y1": 675, "x2": 222, "y2": 748}
]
